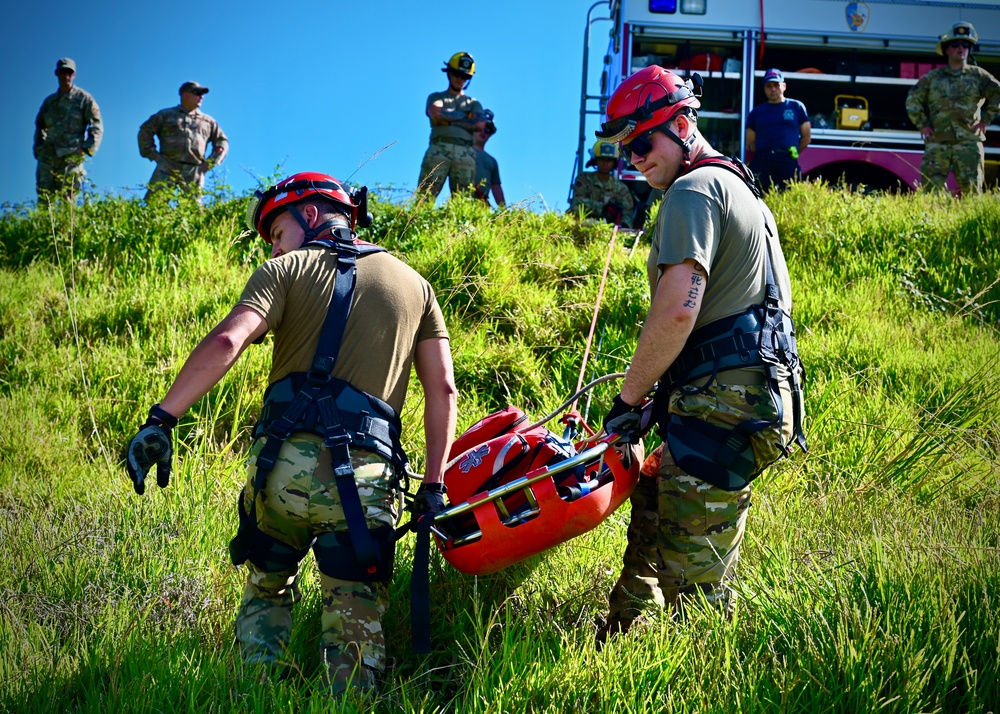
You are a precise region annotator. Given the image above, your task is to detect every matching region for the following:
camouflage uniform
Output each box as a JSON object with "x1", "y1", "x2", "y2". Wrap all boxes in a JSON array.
[
  {"x1": 418, "y1": 90, "x2": 482, "y2": 199},
  {"x1": 230, "y1": 242, "x2": 448, "y2": 695},
  {"x1": 569, "y1": 172, "x2": 635, "y2": 228},
  {"x1": 906, "y1": 64, "x2": 1000, "y2": 194},
  {"x1": 138, "y1": 106, "x2": 228, "y2": 201},
  {"x1": 235, "y1": 434, "x2": 398, "y2": 692},
  {"x1": 602, "y1": 383, "x2": 793, "y2": 636},
  {"x1": 33, "y1": 86, "x2": 102, "y2": 200},
  {"x1": 599, "y1": 163, "x2": 804, "y2": 642}
]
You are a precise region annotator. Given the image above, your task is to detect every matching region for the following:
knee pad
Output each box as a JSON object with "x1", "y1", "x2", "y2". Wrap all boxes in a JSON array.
[{"x1": 314, "y1": 526, "x2": 396, "y2": 583}]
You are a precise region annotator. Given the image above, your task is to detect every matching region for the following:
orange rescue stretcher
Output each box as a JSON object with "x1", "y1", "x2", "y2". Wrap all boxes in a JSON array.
[{"x1": 429, "y1": 386, "x2": 646, "y2": 576}]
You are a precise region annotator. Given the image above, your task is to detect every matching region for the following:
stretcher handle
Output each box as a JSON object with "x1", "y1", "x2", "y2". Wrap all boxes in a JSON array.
[
  {"x1": 441, "y1": 373, "x2": 627, "y2": 474},
  {"x1": 433, "y1": 441, "x2": 611, "y2": 526}
]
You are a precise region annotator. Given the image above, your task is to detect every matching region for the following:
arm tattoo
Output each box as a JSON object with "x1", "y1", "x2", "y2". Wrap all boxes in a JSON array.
[{"x1": 683, "y1": 266, "x2": 705, "y2": 309}]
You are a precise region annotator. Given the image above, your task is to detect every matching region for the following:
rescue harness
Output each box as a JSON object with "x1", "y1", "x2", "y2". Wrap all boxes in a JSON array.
[
  {"x1": 228, "y1": 227, "x2": 408, "y2": 583},
  {"x1": 652, "y1": 155, "x2": 807, "y2": 490}
]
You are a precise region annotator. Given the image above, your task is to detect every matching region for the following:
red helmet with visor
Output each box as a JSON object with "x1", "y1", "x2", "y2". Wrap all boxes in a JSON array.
[
  {"x1": 245, "y1": 172, "x2": 371, "y2": 243},
  {"x1": 596, "y1": 66, "x2": 702, "y2": 145}
]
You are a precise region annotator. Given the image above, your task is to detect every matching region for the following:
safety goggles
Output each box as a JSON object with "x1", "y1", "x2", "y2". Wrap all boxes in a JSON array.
[{"x1": 619, "y1": 124, "x2": 668, "y2": 163}]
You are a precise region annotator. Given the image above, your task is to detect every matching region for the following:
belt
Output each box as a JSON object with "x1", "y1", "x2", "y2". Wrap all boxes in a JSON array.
[{"x1": 431, "y1": 136, "x2": 472, "y2": 147}]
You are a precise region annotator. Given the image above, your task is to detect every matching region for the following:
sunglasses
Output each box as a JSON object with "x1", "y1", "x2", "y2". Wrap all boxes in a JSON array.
[
  {"x1": 949, "y1": 41, "x2": 973, "y2": 49},
  {"x1": 619, "y1": 124, "x2": 668, "y2": 163}
]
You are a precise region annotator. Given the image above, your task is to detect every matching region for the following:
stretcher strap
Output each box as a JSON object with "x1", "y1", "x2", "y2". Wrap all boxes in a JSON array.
[{"x1": 410, "y1": 515, "x2": 434, "y2": 654}]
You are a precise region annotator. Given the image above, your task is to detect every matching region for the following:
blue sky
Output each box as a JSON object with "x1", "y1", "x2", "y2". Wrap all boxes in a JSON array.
[{"x1": 2, "y1": 1, "x2": 611, "y2": 213}]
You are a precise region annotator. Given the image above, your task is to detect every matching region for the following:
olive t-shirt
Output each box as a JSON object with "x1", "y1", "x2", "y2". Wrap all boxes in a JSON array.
[
  {"x1": 645, "y1": 164, "x2": 793, "y2": 330},
  {"x1": 426, "y1": 90, "x2": 483, "y2": 142},
  {"x1": 238, "y1": 244, "x2": 449, "y2": 413}
]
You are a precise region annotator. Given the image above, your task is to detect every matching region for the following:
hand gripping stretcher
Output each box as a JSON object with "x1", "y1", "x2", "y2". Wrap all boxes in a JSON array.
[{"x1": 429, "y1": 379, "x2": 647, "y2": 576}]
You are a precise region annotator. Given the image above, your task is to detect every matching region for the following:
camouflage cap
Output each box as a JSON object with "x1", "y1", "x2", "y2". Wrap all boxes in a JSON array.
[
  {"x1": 179, "y1": 81, "x2": 210, "y2": 95},
  {"x1": 56, "y1": 58, "x2": 77, "y2": 72}
]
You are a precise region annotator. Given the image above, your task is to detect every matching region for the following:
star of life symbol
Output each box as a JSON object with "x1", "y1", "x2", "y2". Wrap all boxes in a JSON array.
[{"x1": 459, "y1": 445, "x2": 490, "y2": 473}]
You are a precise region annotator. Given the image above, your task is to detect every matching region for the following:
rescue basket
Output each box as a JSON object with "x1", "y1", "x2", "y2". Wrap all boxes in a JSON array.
[{"x1": 430, "y1": 400, "x2": 642, "y2": 576}]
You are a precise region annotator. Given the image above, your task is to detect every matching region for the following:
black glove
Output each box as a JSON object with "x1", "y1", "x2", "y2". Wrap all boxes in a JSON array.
[
  {"x1": 410, "y1": 482, "x2": 447, "y2": 518},
  {"x1": 124, "y1": 404, "x2": 178, "y2": 495},
  {"x1": 601, "y1": 202, "x2": 624, "y2": 226},
  {"x1": 602, "y1": 394, "x2": 644, "y2": 444}
]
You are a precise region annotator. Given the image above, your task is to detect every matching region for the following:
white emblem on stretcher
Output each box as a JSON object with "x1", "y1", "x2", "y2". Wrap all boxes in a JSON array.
[{"x1": 459, "y1": 445, "x2": 490, "y2": 473}]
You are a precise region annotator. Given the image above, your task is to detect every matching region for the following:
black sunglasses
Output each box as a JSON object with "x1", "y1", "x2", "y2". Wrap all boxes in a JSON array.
[
  {"x1": 949, "y1": 40, "x2": 973, "y2": 49},
  {"x1": 620, "y1": 124, "x2": 668, "y2": 162}
]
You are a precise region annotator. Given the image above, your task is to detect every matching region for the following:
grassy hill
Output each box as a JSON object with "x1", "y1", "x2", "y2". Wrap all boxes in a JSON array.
[{"x1": 1, "y1": 184, "x2": 998, "y2": 713}]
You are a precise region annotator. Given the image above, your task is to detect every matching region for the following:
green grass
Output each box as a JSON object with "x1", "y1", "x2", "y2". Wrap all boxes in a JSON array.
[{"x1": 1, "y1": 184, "x2": 998, "y2": 713}]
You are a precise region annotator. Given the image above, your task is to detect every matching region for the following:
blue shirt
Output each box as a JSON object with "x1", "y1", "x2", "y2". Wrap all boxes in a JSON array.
[{"x1": 747, "y1": 99, "x2": 809, "y2": 152}]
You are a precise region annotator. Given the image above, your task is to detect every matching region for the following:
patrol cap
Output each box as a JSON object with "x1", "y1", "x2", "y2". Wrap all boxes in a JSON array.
[
  {"x1": 763, "y1": 68, "x2": 784, "y2": 84},
  {"x1": 56, "y1": 58, "x2": 76, "y2": 72},
  {"x1": 179, "y1": 81, "x2": 210, "y2": 95}
]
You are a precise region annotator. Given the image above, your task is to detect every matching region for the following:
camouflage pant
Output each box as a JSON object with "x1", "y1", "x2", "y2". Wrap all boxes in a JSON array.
[
  {"x1": 145, "y1": 160, "x2": 207, "y2": 203},
  {"x1": 233, "y1": 433, "x2": 399, "y2": 693},
  {"x1": 36, "y1": 158, "x2": 85, "y2": 201},
  {"x1": 600, "y1": 382, "x2": 794, "y2": 639},
  {"x1": 921, "y1": 141, "x2": 984, "y2": 196},
  {"x1": 417, "y1": 142, "x2": 476, "y2": 199}
]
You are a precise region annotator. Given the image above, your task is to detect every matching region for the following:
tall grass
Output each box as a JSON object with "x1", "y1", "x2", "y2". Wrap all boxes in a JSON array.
[{"x1": 1, "y1": 184, "x2": 998, "y2": 712}]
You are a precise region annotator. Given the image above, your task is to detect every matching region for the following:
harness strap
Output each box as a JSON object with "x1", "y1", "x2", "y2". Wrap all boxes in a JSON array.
[
  {"x1": 660, "y1": 156, "x2": 807, "y2": 455},
  {"x1": 232, "y1": 228, "x2": 394, "y2": 574},
  {"x1": 410, "y1": 516, "x2": 434, "y2": 654}
]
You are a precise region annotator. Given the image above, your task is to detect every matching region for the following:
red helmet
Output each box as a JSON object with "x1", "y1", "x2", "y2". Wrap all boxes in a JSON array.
[
  {"x1": 596, "y1": 66, "x2": 702, "y2": 144},
  {"x1": 245, "y1": 172, "x2": 370, "y2": 243}
]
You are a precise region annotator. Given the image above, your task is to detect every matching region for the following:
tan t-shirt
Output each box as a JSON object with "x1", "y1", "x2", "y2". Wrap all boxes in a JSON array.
[
  {"x1": 238, "y1": 243, "x2": 449, "y2": 413},
  {"x1": 645, "y1": 164, "x2": 793, "y2": 330}
]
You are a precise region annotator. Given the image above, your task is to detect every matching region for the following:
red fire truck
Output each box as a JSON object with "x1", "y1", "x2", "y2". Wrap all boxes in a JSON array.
[{"x1": 576, "y1": 0, "x2": 1000, "y2": 207}]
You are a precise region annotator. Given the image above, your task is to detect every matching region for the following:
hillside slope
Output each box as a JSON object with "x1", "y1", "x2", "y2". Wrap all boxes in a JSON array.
[{"x1": 1, "y1": 186, "x2": 998, "y2": 712}]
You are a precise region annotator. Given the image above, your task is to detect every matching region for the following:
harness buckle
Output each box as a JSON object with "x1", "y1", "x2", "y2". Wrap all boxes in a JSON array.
[
  {"x1": 265, "y1": 417, "x2": 295, "y2": 441},
  {"x1": 354, "y1": 410, "x2": 372, "y2": 445},
  {"x1": 324, "y1": 432, "x2": 352, "y2": 449},
  {"x1": 307, "y1": 367, "x2": 333, "y2": 385}
]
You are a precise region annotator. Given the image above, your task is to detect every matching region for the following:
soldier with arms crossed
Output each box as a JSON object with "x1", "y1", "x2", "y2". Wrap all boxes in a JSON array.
[{"x1": 418, "y1": 52, "x2": 489, "y2": 200}]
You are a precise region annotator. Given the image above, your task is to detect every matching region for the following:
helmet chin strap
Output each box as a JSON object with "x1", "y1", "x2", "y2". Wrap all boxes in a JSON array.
[
  {"x1": 287, "y1": 205, "x2": 350, "y2": 243},
  {"x1": 661, "y1": 124, "x2": 697, "y2": 168}
]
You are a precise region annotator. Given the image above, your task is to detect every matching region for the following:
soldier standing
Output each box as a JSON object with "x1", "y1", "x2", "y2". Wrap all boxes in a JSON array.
[
  {"x1": 593, "y1": 66, "x2": 806, "y2": 643},
  {"x1": 138, "y1": 81, "x2": 229, "y2": 203},
  {"x1": 124, "y1": 172, "x2": 457, "y2": 695},
  {"x1": 418, "y1": 52, "x2": 488, "y2": 200},
  {"x1": 472, "y1": 113, "x2": 505, "y2": 208},
  {"x1": 33, "y1": 58, "x2": 102, "y2": 202},
  {"x1": 569, "y1": 140, "x2": 635, "y2": 228},
  {"x1": 906, "y1": 22, "x2": 1000, "y2": 195}
]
